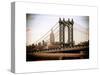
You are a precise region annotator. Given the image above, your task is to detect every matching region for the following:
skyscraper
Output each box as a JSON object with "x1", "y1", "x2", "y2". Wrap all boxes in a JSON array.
[{"x1": 50, "y1": 29, "x2": 55, "y2": 44}]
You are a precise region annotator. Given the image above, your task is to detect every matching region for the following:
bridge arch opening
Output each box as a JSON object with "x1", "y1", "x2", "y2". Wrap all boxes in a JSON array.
[{"x1": 65, "y1": 26, "x2": 68, "y2": 43}]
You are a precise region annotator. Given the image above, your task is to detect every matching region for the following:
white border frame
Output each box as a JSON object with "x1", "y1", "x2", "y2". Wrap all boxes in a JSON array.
[{"x1": 11, "y1": 2, "x2": 98, "y2": 73}]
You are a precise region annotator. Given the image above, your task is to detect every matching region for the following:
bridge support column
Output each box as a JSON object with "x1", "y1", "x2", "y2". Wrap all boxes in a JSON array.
[
  {"x1": 68, "y1": 27, "x2": 70, "y2": 45},
  {"x1": 69, "y1": 25, "x2": 73, "y2": 47},
  {"x1": 80, "y1": 51, "x2": 84, "y2": 59},
  {"x1": 68, "y1": 19, "x2": 74, "y2": 47},
  {"x1": 59, "y1": 18, "x2": 65, "y2": 47},
  {"x1": 59, "y1": 56, "x2": 63, "y2": 60}
]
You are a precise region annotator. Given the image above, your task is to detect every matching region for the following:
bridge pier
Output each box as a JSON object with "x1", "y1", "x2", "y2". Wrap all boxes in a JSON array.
[
  {"x1": 59, "y1": 56, "x2": 63, "y2": 60},
  {"x1": 80, "y1": 51, "x2": 84, "y2": 59}
]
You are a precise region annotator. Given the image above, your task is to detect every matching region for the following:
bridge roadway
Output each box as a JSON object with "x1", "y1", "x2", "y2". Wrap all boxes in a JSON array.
[
  {"x1": 33, "y1": 46, "x2": 89, "y2": 53},
  {"x1": 31, "y1": 52, "x2": 84, "y2": 59},
  {"x1": 29, "y1": 46, "x2": 88, "y2": 60}
]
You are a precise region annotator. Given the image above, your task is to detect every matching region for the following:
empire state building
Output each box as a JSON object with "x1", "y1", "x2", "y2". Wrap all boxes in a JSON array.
[{"x1": 50, "y1": 29, "x2": 55, "y2": 44}]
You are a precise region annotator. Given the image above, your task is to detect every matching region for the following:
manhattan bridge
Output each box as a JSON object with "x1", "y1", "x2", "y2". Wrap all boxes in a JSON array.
[{"x1": 26, "y1": 18, "x2": 89, "y2": 61}]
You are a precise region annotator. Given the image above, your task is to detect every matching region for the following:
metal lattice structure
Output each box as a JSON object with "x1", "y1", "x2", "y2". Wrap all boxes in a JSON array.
[{"x1": 59, "y1": 18, "x2": 74, "y2": 47}]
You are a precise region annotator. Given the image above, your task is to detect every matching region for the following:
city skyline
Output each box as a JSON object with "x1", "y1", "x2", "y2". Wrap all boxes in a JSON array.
[{"x1": 26, "y1": 14, "x2": 89, "y2": 46}]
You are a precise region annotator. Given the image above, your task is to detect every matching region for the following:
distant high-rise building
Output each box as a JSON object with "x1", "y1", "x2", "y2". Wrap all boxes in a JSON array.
[
  {"x1": 42, "y1": 40, "x2": 47, "y2": 46},
  {"x1": 38, "y1": 42, "x2": 41, "y2": 46},
  {"x1": 50, "y1": 29, "x2": 55, "y2": 44}
]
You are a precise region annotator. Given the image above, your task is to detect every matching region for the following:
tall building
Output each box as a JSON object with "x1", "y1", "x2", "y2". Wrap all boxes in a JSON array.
[
  {"x1": 42, "y1": 40, "x2": 47, "y2": 46},
  {"x1": 50, "y1": 29, "x2": 55, "y2": 44}
]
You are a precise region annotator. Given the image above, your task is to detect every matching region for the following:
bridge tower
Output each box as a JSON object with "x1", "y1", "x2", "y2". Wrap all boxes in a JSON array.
[
  {"x1": 59, "y1": 18, "x2": 65, "y2": 46},
  {"x1": 59, "y1": 18, "x2": 74, "y2": 47}
]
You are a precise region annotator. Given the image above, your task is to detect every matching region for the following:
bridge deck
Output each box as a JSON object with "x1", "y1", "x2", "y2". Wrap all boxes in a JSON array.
[
  {"x1": 33, "y1": 46, "x2": 88, "y2": 53},
  {"x1": 27, "y1": 46, "x2": 89, "y2": 60},
  {"x1": 31, "y1": 53, "x2": 84, "y2": 58}
]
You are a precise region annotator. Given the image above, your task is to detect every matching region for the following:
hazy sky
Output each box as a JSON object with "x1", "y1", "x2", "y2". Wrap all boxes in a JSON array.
[{"x1": 26, "y1": 14, "x2": 89, "y2": 45}]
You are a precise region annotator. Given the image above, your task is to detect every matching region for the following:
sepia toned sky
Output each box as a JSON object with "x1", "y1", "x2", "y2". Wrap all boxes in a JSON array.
[{"x1": 26, "y1": 14, "x2": 89, "y2": 45}]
